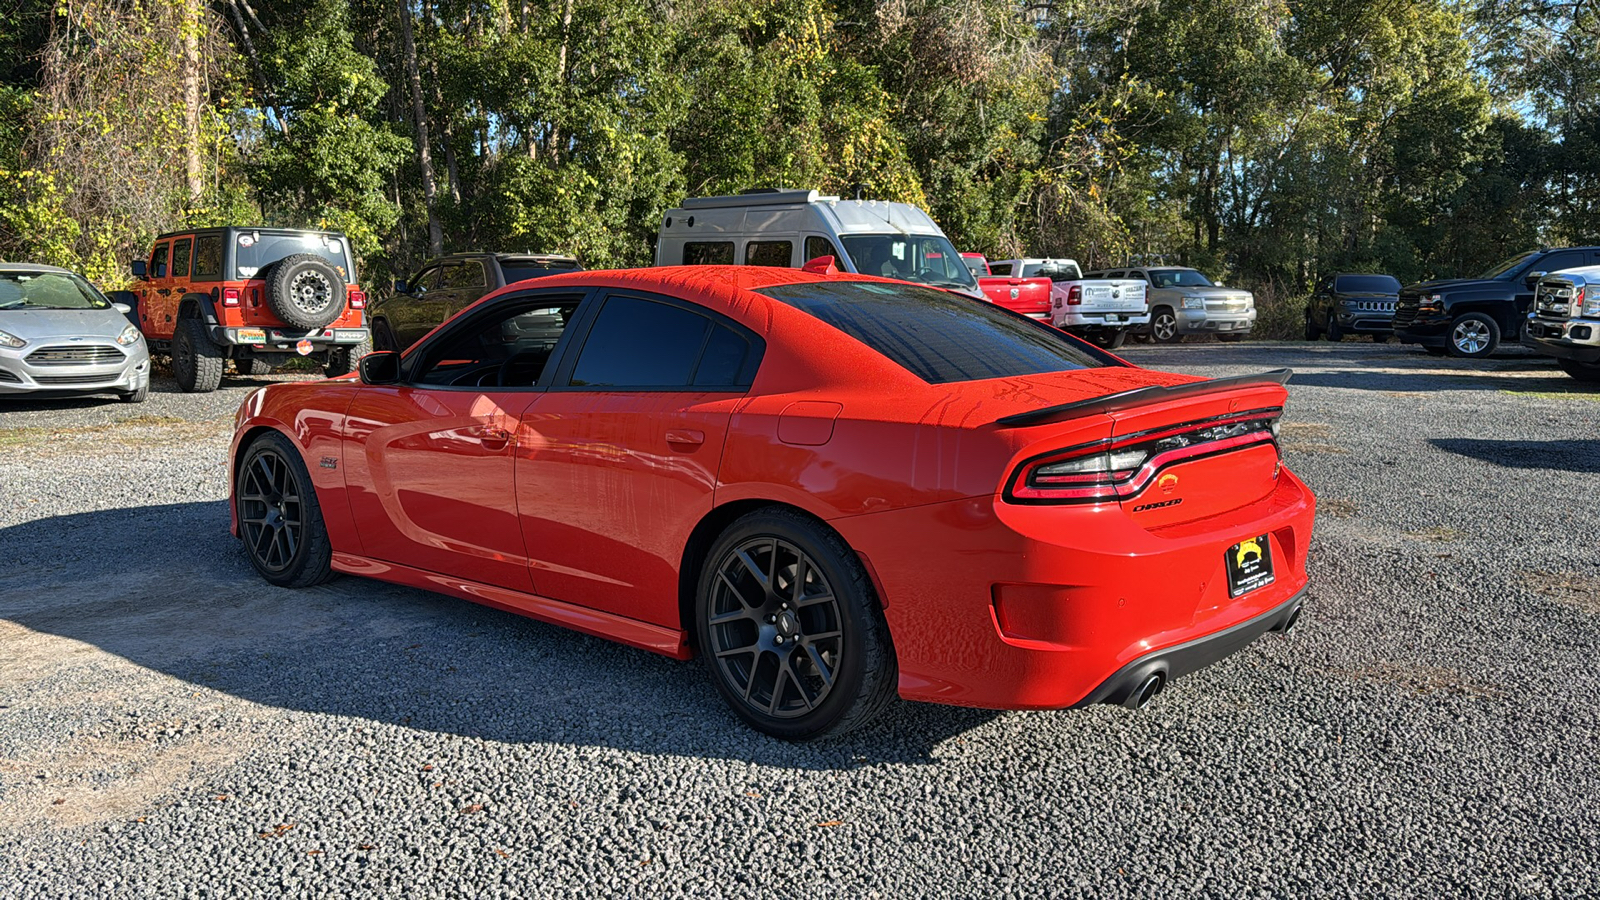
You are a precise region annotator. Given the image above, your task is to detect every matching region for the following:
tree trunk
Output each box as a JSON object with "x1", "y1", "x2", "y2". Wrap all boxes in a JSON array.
[
  {"x1": 399, "y1": 0, "x2": 444, "y2": 256},
  {"x1": 545, "y1": 0, "x2": 575, "y2": 162},
  {"x1": 182, "y1": 0, "x2": 204, "y2": 208}
]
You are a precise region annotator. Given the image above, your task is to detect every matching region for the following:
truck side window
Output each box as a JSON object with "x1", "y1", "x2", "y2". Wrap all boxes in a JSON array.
[
  {"x1": 171, "y1": 238, "x2": 193, "y2": 280},
  {"x1": 745, "y1": 241, "x2": 792, "y2": 268},
  {"x1": 1539, "y1": 251, "x2": 1583, "y2": 275},
  {"x1": 683, "y1": 242, "x2": 735, "y2": 265},
  {"x1": 804, "y1": 236, "x2": 840, "y2": 264}
]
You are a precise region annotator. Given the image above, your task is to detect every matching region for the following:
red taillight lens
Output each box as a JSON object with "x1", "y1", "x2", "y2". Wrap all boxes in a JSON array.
[
  {"x1": 1067, "y1": 285, "x2": 1083, "y2": 305},
  {"x1": 222, "y1": 288, "x2": 241, "y2": 307},
  {"x1": 348, "y1": 289, "x2": 367, "y2": 309},
  {"x1": 1007, "y1": 412, "x2": 1281, "y2": 504}
]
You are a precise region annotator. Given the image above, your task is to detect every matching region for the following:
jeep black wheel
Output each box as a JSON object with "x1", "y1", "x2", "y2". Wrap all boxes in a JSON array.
[
  {"x1": 1447, "y1": 313, "x2": 1500, "y2": 359},
  {"x1": 324, "y1": 336, "x2": 372, "y2": 378},
  {"x1": 172, "y1": 317, "x2": 224, "y2": 393},
  {"x1": 236, "y1": 432, "x2": 335, "y2": 588},
  {"x1": 266, "y1": 254, "x2": 346, "y2": 329},
  {"x1": 372, "y1": 319, "x2": 400, "y2": 353},
  {"x1": 696, "y1": 509, "x2": 896, "y2": 740},
  {"x1": 239, "y1": 356, "x2": 274, "y2": 376}
]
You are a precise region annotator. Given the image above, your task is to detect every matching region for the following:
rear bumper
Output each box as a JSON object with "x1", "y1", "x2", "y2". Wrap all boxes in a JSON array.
[
  {"x1": 836, "y1": 467, "x2": 1315, "y2": 710},
  {"x1": 1524, "y1": 317, "x2": 1600, "y2": 363},
  {"x1": 1054, "y1": 311, "x2": 1150, "y2": 328},
  {"x1": 214, "y1": 324, "x2": 369, "y2": 350}
]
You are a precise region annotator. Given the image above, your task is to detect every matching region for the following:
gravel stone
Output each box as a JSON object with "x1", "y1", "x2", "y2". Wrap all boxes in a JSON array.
[{"x1": 1, "y1": 345, "x2": 1597, "y2": 897}]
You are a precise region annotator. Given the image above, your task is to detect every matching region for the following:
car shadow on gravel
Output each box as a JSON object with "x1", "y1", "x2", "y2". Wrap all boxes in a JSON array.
[
  {"x1": 1289, "y1": 368, "x2": 1587, "y2": 394},
  {"x1": 0, "y1": 502, "x2": 997, "y2": 767},
  {"x1": 1430, "y1": 438, "x2": 1600, "y2": 474}
]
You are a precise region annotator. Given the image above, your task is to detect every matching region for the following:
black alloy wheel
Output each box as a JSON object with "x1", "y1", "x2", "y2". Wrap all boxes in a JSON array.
[
  {"x1": 696, "y1": 509, "x2": 896, "y2": 739},
  {"x1": 236, "y1": 433, "x2": 334, "y2": 588}
]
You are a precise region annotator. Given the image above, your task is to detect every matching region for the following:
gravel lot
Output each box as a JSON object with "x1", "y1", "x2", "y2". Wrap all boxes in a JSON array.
[{"x1": 2, "y1": 343, "x2": 1597, "y2": 897}]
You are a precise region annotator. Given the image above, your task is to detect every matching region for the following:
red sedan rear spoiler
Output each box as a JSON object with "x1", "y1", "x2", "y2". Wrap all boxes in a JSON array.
[{"x1": 992, "y1": 369, "x2": 1293, "y2": 428}]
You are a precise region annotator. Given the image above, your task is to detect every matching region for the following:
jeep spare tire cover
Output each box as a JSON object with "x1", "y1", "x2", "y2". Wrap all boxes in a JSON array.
[{"x1": 265, "y1": 253, "x2": 345, "y2": 329}]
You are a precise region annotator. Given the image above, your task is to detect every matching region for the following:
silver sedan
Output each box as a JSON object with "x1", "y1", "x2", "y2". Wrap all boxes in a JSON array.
[{"x1": 0, "y1": 264, "x2": 151, "y2": 403}]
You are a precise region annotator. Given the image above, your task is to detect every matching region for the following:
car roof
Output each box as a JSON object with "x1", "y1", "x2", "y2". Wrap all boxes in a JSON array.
[
  {"x1": 154, "y1": 226, "x2": 349, "y2": 241},
  {"x1": 0, "y1": 263, "x2": 78, "y2": 275}
]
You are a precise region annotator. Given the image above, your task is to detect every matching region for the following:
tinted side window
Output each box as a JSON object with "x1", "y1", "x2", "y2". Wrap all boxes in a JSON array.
[
  {"x1": 151, "y1": 243, "x2": 170, "y2": 279},
  {"x1": 192, "y1": 235, "x2": 223, "y2": 281},
  {"x1": 571, "y1": 296, "x2": 711, "y2": 387},
  {"x1": 990, "y1": 263, "x2": 1012, "y2": 276},
  {"x1": 171, "y1": 238, "x2": 193, "y2": 279},
  {"x1": 694, "y1": 324, "x2": 754, "y2": 387},
  {"x1": 414, "y1": 297, "x2": 582, "y2": 387},
  {"x1": 1539, "y1": 251, "x2": 1585, "y2": 274},
  {"x1": 410, "y1": 265, "x2": 442, "y2": 294},
  {"x1": 804, "y1": 236, "x2": 840, "y2": 263},
  {"x1": 746, "y1": 241, "x2": 792, "y2": 267},
  {"x1": 446, "y1": 260, "x2": 486, "y2": 288},
  {"x1": 683, "y1": 242, "x2": 735, "y2": 265},
  {"x1": 758, "y1": 281, "x2": 1112, "y2": 384}
]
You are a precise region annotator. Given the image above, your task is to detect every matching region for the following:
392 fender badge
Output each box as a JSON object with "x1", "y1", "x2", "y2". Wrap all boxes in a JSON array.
[{"x1": 319, "y1": 457, "x2": 338, "y2": 470}]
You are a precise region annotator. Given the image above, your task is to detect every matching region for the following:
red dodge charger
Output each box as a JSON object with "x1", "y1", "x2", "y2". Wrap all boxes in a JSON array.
[{"x1": 229, "y1": 266, "x2": 1315, "y2": 739}]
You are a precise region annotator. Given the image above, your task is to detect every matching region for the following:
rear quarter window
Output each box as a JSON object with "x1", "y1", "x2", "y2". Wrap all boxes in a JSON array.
[{"x1": 758, "y1": 281, "x2": 1114, "y2": 384}]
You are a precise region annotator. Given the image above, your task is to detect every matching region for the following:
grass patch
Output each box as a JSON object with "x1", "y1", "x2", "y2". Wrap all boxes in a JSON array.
[
  {"x1": 1499, "y1": 389, "x2": 1600, "y2": 401},
  {"x1": 1522, "y1": 571, "x2": 1600, "y2": 615},
  {"x1": 0, "y1": 415, "x2": 226, "y2": 449},
  {"x1": 1341, "y1": 662, "x2": 1506, "y2": 700},
  {"x1": 1318, "y1": 499, "x2": 1356, "y2": 519}
]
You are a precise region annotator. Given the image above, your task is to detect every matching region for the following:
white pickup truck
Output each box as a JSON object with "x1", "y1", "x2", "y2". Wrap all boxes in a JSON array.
[{"x1": 988, "y1": 258, "x2": 1149, "y2": 349}]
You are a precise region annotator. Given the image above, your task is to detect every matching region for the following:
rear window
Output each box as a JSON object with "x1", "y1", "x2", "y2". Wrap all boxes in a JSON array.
[
  {"x1": 757, "y1": 281, "x2": 1112, "y2": 384},
  {"x1": 1334, "y1": 275, "x2": 1400, "y2": 293},
  {"x1": 500, "y1": 260, "x2": 580, "y2": 282},
  {"x1": 234, "y1": 231, "x2": 353, "y2": 282}
]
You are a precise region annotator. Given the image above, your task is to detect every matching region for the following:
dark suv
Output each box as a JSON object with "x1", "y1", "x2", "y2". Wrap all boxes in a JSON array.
[
  {"x1": 371, "y1": 252, "x2": 581, "y2": 351},
  {"x1": 1304, "y1": 273, "x2": 1400, "y2": 341},
  {"x1": 1394, "y1": 247, "x2": 1600, "y2": 358}
]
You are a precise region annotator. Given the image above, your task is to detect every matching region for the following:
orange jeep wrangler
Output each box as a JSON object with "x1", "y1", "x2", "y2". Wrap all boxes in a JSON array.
[{"x1": 124, "y1": 227, "x2": 371, "y2": 392}]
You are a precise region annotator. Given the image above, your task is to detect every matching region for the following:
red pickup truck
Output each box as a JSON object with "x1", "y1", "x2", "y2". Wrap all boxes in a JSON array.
[{"x1": 960, "y1": 253, "x2": 1053, "y2": 320}]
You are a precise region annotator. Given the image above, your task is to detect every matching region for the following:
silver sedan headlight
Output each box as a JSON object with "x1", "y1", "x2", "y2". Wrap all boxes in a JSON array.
[
  {"x1": 0, "y1": 329, "x2": 25, "y2": 349},
  {"x1": 116, "y1": 323, "x2": 142, "y2": 346}
]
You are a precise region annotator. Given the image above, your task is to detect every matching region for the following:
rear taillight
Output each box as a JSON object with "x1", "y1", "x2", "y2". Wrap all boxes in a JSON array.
[
  {"x1": 349, "y1": 289, "x2": 367, "y2": 309},
  {"x1": 1007, "y1": 411, "x2": 1281, "y2": 504},
  {"x1": 222, "y1": 288, "x2": 241, "y2": 307},
  {"x1": 1066, "y1": 285, "x2": 1083, "y2": 306}
]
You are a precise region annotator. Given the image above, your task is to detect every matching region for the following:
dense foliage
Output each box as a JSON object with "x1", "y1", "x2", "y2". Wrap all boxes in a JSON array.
[{"x1": 2, "y1": 0, "x2": 1597, "y2": 326}]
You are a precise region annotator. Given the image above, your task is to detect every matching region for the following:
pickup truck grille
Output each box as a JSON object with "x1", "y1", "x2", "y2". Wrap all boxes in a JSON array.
[
  {"x1": 26, "y1": 345, "x2": 126, "y2": 366},
  {"x1": 1535, "y1": 286, "x2": 1577, "y2": 319},
  {"x1": 1204, "y1": 297, "x2": 1250, "y2": 312},
  {"x1": 1393, "y1": 300, "x2": 1419, "y2": 328}
]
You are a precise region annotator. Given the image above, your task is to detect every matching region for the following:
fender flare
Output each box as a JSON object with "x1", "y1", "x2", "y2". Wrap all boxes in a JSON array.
[{"x1": 177, "y1": 292, "x2": 221, "y2": 326}]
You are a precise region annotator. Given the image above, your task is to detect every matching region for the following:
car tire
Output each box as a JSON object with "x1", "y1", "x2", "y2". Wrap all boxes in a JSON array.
[
  {"x1": 1371, "y1": 333, "x2": 1389, "y2": 343},
  {"x1": 1557, "y1": 359, "x2": 1600, "y2": 383},
  {"x1": 324, "y1": 336, "x2": 373, "y2": 378},
  {"x1": 1447, "y1": 313, "x2": 1500, "y2": 359},
  {"x1": 1088, "y1": 329, "x2": 1127, "y2": 350},
  {"x1": 265, "y1": 253, "x2": 346, "y2": 329},
  {"x1": 695, "y1": 507, "x2": 897, "y2": 740},
  {"x1": 235, "y1": 431, "x2": 336, "y2": 588},
  {"x1": 119, "y1": 382, "x2": 149, "y2": 403},
  {"x1": 1150, "y1": 307, "x2": 1180, "y2": 343},
  {"x1": 1424, "y1": 346, "x2": 1448, "y2": 357},
  {"x1": 372, "y1": 319, "x2": 400, "y2": 353},
  {"x1": 1303, "y1": 312, "x2": 1320, "y2": 341},
  {"x1": 1325, "y1": 317, "x2": 1343, "y2": 341},
  {"x1": 172, "y1": 317, "x2": 224, "y2": 393}
]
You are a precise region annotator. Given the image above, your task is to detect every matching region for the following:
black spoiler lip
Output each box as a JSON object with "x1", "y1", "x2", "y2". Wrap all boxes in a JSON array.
[{"x1": 992, "y1": 368, "x2": 1293, "y2": 429}]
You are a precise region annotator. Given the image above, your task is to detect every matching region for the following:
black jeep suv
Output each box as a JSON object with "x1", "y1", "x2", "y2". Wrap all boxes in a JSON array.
[
  {"x1": 371, "y1": 252, "x2": 581, "y2": 351},
  {"x1": 1395, "y1": 247, "x2": 1600, "y2": 358}
]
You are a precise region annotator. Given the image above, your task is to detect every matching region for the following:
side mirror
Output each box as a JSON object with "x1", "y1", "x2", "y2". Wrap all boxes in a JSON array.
[
  {"x1": 359, "y1": 350, "x2": 401, "y2": 385},
  {"x1": 1524, "y1": 270, "x2": 1546, "y2": 289},
  {"x1": 112, "y1": 302, "x2": 131, "y2": 315},
  {"x1": 130, "y1": 259, "x2": 147, "y2": 279},
  {"x1": 393, "y1": 278, "x2": 408, "y2": 293}
]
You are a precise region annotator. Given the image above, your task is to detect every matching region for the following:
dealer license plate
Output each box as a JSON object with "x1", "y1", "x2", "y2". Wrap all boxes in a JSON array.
[
  {"x1": 237, "y1": 329, "x2": 266, "y2": 344},
  {"x1": 1226, "y1": 535, "x2": 1275, "y2": 598}
]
